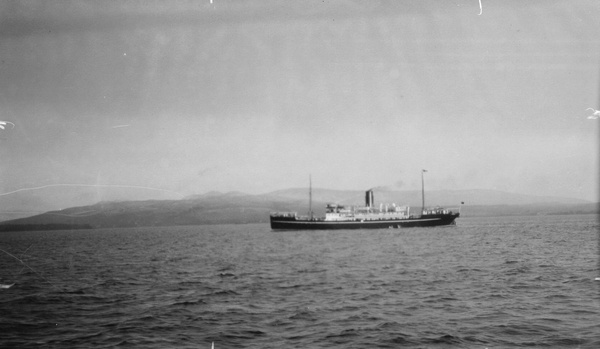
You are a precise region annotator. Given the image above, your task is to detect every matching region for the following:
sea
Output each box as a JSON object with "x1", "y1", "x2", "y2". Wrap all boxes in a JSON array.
[{"x1": 0, "y1": 214, "x2": 599, "y2": 348}]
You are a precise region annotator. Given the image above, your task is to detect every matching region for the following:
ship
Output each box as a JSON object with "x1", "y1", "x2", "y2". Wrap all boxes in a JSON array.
[{"x1": 270, "y1": 171, "x2": 460, "y2": 230}]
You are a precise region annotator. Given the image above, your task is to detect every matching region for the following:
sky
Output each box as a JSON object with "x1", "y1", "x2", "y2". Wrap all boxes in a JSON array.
[{"x1": 0, "y1": 0, "x2": 599, "y2": 215}]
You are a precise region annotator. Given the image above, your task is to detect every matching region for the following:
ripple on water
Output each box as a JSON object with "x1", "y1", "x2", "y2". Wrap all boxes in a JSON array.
[{"x1": 0, "y1": 215, "x2": 598, "y2": 348}]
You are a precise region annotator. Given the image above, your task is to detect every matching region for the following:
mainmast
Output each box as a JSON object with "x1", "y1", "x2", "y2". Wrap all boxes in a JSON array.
[
  {"x1": 309, "y1": 174, "x2": 313, "y2": 220},
  {"x1": 421, "y1": 169, "x2": 427, "y2": 214}
]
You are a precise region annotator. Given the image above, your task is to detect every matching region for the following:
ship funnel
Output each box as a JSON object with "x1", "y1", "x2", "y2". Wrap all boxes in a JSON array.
[{"x1": 365, "y1": 189, "x2": 374, "y2": 208}]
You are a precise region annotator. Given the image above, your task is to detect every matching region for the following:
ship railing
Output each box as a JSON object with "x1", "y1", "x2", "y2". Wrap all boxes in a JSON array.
[
  {"x1": 442, "y1": 206, "x2": 462, "y2": 214},
  {"x1": 297, "y1": 215, "x2": 323, "y2": 221},
  {"x1": 270, "y1": 212, "x2": 297, "y2": 218},
  {"x1": 421, "y1": 207, "x2": 460, "y2": 215}
]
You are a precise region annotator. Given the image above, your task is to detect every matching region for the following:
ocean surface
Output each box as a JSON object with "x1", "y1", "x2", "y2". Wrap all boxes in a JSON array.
[{"x1": 1, "y1": 214, "x2": 599, "y2": 348}]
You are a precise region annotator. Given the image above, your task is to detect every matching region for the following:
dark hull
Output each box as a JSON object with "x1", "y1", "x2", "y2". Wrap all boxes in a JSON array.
[{"x1": 270, "y1": 213, "x2": 459, "y2": 230}]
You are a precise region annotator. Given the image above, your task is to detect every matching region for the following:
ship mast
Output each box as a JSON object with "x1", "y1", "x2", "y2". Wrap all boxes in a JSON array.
[
  {"x1": 421, "y1": 169, "x2": 427, "y2": 214},
  {"x1": 309, "y1": 174, "x2": 313, "y2": 220}
]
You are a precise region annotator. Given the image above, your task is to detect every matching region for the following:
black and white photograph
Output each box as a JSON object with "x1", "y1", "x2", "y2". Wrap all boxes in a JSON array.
[{"x1": 1, "y1": 1, "x2": 599, "y2": 348}]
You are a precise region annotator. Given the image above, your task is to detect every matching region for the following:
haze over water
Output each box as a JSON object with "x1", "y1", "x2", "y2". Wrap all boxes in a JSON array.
[{"x1": 1, "y1": 214, "x2": 598, "y2": 348}]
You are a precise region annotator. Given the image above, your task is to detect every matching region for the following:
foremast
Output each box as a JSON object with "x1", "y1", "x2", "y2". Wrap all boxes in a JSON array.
[
  {"x1": 309, "y1": 174, "x2": 313, "y2": 220},
  {"x1": 421, "y1": 169, "x2": 427, "y2": 215}
]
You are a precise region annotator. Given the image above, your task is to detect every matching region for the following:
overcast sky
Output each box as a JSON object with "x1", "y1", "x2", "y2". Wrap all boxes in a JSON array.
[{"x1": 0, "y1": 0, "x2": 598, "y2": 209}]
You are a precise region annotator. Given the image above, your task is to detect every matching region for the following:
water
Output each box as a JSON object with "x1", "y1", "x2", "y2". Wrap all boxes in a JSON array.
[{"x1": 1, "y1": 214, "x2": 599, "y2": 348}]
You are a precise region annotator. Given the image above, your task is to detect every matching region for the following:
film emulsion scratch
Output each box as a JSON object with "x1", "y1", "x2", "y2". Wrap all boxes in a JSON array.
[
  {"x1": 0, "y1": 1, "x2": 598, "y2": 348},
  {"x1": 0, "y1": 184, "x2": 184, "y2": 199},
  {"x1": 0, "y1": 121, "x2": 15, "y2": 130},
  {"x1": 586, "y1": 107, "x2": 600, "y2": 119}
]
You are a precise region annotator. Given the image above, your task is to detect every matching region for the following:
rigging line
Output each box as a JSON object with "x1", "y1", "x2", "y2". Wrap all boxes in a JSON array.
[{"x1": 0, "y1": 183, "x2": 184, "y2": 198}]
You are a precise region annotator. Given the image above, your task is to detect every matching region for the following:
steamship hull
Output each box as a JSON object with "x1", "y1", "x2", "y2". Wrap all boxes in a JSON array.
[{"x1": 270, "y1": 213, "x2": 459, "y2": 230}]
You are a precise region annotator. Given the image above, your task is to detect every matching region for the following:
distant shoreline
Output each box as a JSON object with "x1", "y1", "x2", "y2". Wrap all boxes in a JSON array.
[
  {"x1": 0, "y1": 224, "x2": 93, "y2": 232},
  {"x1": 0, "y1": 211, "x2": 597, "y2": 232}
]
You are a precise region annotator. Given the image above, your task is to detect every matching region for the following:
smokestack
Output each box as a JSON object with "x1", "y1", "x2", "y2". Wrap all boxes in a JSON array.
[{"x1": 365, "y1": 189, "x2": 374, "y2": 208}]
